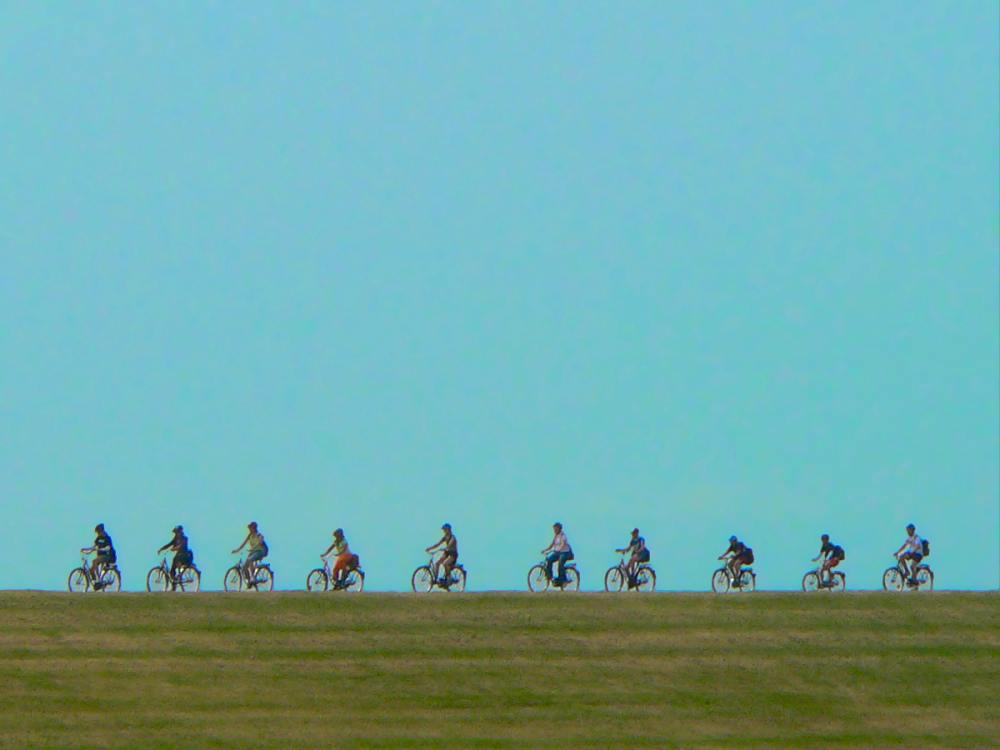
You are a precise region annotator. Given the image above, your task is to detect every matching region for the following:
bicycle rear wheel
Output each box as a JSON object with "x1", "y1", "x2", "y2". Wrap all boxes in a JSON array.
[
  {"x1": 561, "y1": 567, "x2": 581, "y2": 591},
  {"x1": 882, "y1": 567, "x2": 903, "y2": 592},
  {"x1": 527, "y1": 564, "x2": 549, "y2": 592},
  {"x1": 801, "y1": 571, "x2": 820, "y2": 592},
  {"x1": 448, "y1": 567, "x2": 467, "y2": 592},
  {"x1": 100, "y1": 568, "x2": 122, "y2": 592},
  {"x1": 306, "y1": 568, "x2": 328, "y2": 592},
  {"x1": 915, "y1": 567, "x2": 934, "y2": 591},
  {"x1": 344, "y1": 570, "x2": 365, "y2": 592},
  {"x1": 635, "y1": 566, "x2": 656, "y2": 592},
  {"x1": 224, "y1": 566, "x2": 243, "y2": 592},
  {"x1": 411, "y1": 566, "x2": 433, "y2": 593},
  {"x1": 254, "y1": 567, "x2": 274, "y2": 592},
  {"x1": 604, "y1": 567, "x2": 624, "y2": 592},
  {"x1": 177, "y1": 566, "x2": 201, "y2": 592},
  {"x1": 711, "y1": 568, "x2": 730, "y2": 593},
  {"x1": 739, "y1": 570, "x2": 755, "y2": 592},
  {"x1": 147, "y1": 567, "x2": 168, "y2": 592},
  {"x1": 830, "y1": 572, "x2": 846, "y2": 592},
  {"x1": 68, "y1": 567, "x2": 90, "y2": 593}
]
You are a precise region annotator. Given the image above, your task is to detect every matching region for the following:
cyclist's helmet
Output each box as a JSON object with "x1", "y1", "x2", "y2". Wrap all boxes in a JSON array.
[
  {"x1": 248, "y1": 521, "x2": 258, "y2": 530},
  {"x1": 821, "y1": 533, "x2": 830, "y2": 542},
  {"x1": 906, "y1": 523, "x2": 916, "y2": 531},
  {"x1": 173, "y1": 525, "x2": 183, "y2": 533},
  {"x1": 442, "y1": 523, "x2": 452, "y2": 531},
  {"x1": 553, "y1": 521, "x2": 563, "y2": 530},
  {"x1": 334, "y1": 528, "x2": 343, "y2": 537},
  {"x1": 95, "y1": 523, "x2": 105, "y2": 533},
  {"x1": 728, "y1": 535, "x2": 737, "y2": 543},
  {"x1": 631, "y1": 527, "x2": 640, "y2": 535}
]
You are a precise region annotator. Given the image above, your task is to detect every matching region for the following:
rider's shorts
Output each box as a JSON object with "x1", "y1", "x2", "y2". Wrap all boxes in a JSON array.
[
  {"x1": 247, "y1": 549, "x2": 267, "y2": 565},
  {"x1": 96, "y1": 552, "x2": 116, "y2": 566},
  {"x1": 905, "y1": 552, "x2": 923, "y2": 564},
  {"x1": 174, "y1": 551, "x2": 193, "y2": 567}
]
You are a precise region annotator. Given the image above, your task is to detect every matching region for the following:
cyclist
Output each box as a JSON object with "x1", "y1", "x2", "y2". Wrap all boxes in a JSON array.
[
  {"x1": 426, "y1": 523, "x2": 459, "y2": 587},
  {"x1": 321, "y1": 528, "x2": 359, "y2": 586},
  {"x1": 894, "y1": 523, "x2": 923, "y2": 586},
  {"x1": 158, "y1": 525, "x2": 194, "y2": 586},
  {"x1": 718, "y1": 535, "x2": 754, "y2": 584},
  {"x1": 541, "y1": 522, "x2": 574, "y2": 586},
  {"x1": 615, "y1": 528, "x2": 650, "y2": 585},
  {"x1": 811, "y1": 533, "x2": 844, "y2": 586},
  {"x1": 232, "y1": 521, "x2": 269, "y2": 585},
  {"x1": 81, "y1": 523, "x2": 116, "y2": 589}
]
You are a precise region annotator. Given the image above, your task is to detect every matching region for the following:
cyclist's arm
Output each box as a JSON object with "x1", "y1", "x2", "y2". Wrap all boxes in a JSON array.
[
  {"x1": 81, "y1": 546, "x2": 95, "y2": 554},
  {"x1": 321, "y1": 542, "x2": 336, "y2": 557},
  {"x1": 426, "y1": 537, "x2": 445, "y2": 553},
  {"x1": 232, "y1": 533, "x2": 250, "y2": 554}
]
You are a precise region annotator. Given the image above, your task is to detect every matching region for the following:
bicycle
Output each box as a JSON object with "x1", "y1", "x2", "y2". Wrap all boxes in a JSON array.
[
  {"x1": 306, "y1": 558, "x2": 365, "y2": 592},
  {"x1": 528, "y1": 558, "x2": 581, "y2": 592},
  {"x1": 882, "y1": 556, "x2": 934, "y2": 591},
  {"x1": 411, "y1": 555, "x2": 467, "y2": 592},
  {"x1": 223, "y1": 556, "x2": 275, "y2": 592},
  {"x1": 67, "y1": 554, "x2": 122, "y2": 592},
  {"x1": 604, "y1": 556, "x2": 656, "y2": 592},
  {"x1": 801, "y1": 565, "x2": 845, "y2": 592},
  {"x1": 711, "y1": 564, "x2": 756, "y2": 593},
  {"x1": 146, "y1": 556, "x2": 201, "y2": 592}
]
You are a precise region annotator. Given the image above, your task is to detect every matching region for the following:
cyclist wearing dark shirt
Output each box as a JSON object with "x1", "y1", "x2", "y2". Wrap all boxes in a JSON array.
[
  {"x1": 81, "y1": 523, "x2": 116, "y2": 586},
  {"x1": 812, "y1": 534, "x2": 844, "y2": 586},
  {"x1": 158, "y1": 525, "x2": 194, "y2": 578},
  {"x1": 718, "y1": 535, "x2": 754, "y2": 582},
  {"x1": 426, "y1": 523, "x2": 459, "y2": 586},
  {"x1": 615, "y1": 528, "x2": 650, "y2": 584}
]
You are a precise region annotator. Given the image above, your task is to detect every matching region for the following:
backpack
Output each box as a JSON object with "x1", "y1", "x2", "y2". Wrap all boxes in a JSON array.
[
  {"x1": 834, "y1": 545, "x2": 845, "y2": 560},
  {"x1": 921, "y1": 539, "x2": 930, "y2": 557}
]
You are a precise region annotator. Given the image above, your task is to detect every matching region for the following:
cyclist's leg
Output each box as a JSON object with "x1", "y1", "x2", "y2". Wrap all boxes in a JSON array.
[
  {"x1": 556, "y1": 551, "x2": 570, "y2": 583},
  {"x1": 545, "y1": 552, "x2": 559, "y2": 581},
  {"x1": 442, "y1": 552, "x2": 455, "y2": 582}
]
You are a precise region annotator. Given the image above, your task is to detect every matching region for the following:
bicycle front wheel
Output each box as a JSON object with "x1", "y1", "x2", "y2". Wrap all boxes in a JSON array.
[
  {"x1": 802, "y1": 571, "x2": 820, "y2": 592},
  {"x1": 68, "y1": 567, "x2": 90, "y2": 593},
  {"x1": 306, "y1": 569, "x2": 328, "y2": 592},
  {"x1": 635, "y1": 567, "x2": 656, "y2": 592},
  {"x1": 224, "y1": 566, "x2": 243, "y2": 592},
  {"x1": 527, "y1": 564, "x2": 549, "y2": 592},
  {"x1": 177, "y1": 566, "x2": 201, "y2": 592},
  {"x1": 882, "y1": 567, "x2": 903, "y2": 592},
  {"x1": 411, "y1": 566, "x2": 433, "y2": 593},
  {"x1": 604, "y1": 567, "x2": 624, "y2": 592},
  {"x1": 711, "y1": 568, "x2": 730, "y2": 593},
  {"x1": 147, "y1": 567, "x2": 169, "y2": 592}
]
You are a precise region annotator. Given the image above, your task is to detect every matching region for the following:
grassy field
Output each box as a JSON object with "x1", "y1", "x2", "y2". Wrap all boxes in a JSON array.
[{"x1": 0, "y1": 592, "x2": 996, "y2": 749}]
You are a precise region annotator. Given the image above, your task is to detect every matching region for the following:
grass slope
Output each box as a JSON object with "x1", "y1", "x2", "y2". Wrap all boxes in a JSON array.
[{"x1": 0, "y1": 592, "x2": 996, "y2": 749}]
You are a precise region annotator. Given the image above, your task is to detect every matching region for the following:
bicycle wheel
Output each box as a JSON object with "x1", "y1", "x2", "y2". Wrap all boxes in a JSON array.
[
  {"x1": 830, "y1": 572, "x2": 846, "y2": 592},
  {"x1": 604, "y1": 567, "x2": 625, "y2": 592},
  {"x1": 177, "y1": 566, "x2": 201, "y2": 592},
  {"x1": 224, "y1": 566, "x2": 243, "y2": 592},
  {"x1": 254, "y1": 567, "x2": 274, "y2": 592},
  {"x1": 915, "y1": 567, "x2": 934, "y2": 591},
  {"x1": 562, "y1": 567, "x2": 581, "y2": 591},
  {"x1": 100, "y1": 568, "x2": 122, "y2": 592},
  {"x1": 344, "y1": 570, "x2": 365, "y2": 592},
  {"x1": 448, "y1": 567, "x2": 467, "y2": 592},
  {"x1": 527, "y1": 564, "x2": 549, "y2": 592},
  {"x1": 739, "y1": 570, "x2": 756, "y2": 592},
  {"x1": 306, "y1": 568, "x2": 328, "y2": 592},
  {"x1": 635, "y1": 566, "x2": 656, "y2": 592},
  {"x1": 147, "y1": 567, "x2": 169, "y2": 592},
  {"x1": 68, "y1": 567, "x2": 90, "y2": 592},
  {"x1": 882, "y1": 567, "x2": 903, "y2": 592},
  {"x1": 411, "y1": 566, "x2": 433, "y2": 593},
  {"x1": 711, "y1": 568, "x2": 730, "y2": 593},
  {"x1": 801, "y1": 571, "x2": 820, "y2": 592}
]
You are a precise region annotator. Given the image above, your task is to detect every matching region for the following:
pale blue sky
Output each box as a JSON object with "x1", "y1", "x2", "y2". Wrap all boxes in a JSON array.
[{"x1": 2, "y1": 3, "x2": 997, "y2": 591}]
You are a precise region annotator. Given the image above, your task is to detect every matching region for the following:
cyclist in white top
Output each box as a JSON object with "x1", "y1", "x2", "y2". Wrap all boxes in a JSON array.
[
  {"x1": 541, "y1": 522, "x2": 574, "y2": 585},
  {"x1": 893, "y1": 523, "x2": 923, "y2": 584}
]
